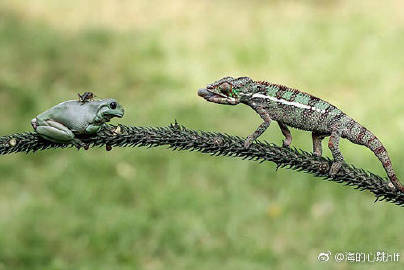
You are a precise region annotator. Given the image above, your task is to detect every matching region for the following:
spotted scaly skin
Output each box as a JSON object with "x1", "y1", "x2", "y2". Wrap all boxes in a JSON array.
[{"x1": 197, "y1": 76, "x2": 404, "y2": 192}]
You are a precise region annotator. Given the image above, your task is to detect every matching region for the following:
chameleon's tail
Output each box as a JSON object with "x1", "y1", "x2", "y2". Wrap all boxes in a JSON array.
[{"x1": 345, "y1": 120, "x2": 404, "y2": 192}]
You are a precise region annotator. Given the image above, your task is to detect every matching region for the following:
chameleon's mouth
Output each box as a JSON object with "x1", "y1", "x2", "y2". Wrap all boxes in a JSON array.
[
  {"x1": 198, "y1": 88, "x2": 228, "y2": 100},
  {"x1": 198, "y1": 88, "x2": 238, "y2": 104},
  {"x1": 198, "y1": 88, "x2": 217, "y2": 99}
]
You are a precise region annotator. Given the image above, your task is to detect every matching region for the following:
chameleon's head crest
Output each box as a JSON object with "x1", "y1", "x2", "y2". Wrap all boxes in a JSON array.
[{"x1": 197, "y1": 76, "x2": 253, "y2": 105}]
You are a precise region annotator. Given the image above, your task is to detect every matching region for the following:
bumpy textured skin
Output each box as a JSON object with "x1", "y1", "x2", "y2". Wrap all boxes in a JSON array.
[
  {"x1": 197, "y1": 76, "x2": 404, "y2": 192},
  {"x1": 31, "y1": 98, "x2": 124, "y2": 148}
]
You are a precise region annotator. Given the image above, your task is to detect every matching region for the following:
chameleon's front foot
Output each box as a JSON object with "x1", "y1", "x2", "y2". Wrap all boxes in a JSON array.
[
  {"x1": 282, "y1": 139, "x2": 291, "y2": 148},
  {"x1": 313, "y1": 150, "x2": 322, "y2": 157},
  {"x1": 329, "y1": 161, "x2": 342, "y2": 177}
]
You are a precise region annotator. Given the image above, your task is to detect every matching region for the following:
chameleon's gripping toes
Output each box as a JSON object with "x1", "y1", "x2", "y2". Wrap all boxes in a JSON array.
[
  {"x1": 31, "y1": 98, "x2": 124, "y2": 149},
  {"x1": 198, "y1": 76, "x2": 404, "y2": 192}
]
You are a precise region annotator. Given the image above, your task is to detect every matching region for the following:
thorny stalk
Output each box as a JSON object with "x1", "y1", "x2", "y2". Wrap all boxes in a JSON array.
[{"x1": 1, "y1": 122, "x2": 403, "y2": 206}]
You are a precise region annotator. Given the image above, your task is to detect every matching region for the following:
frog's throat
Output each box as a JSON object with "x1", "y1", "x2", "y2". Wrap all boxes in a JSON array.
[{"x1": 94, "y1": 114, "x2": 108, "y2": 124}]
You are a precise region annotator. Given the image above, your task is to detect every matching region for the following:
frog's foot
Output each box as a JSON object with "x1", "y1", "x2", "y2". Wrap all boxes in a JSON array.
[
  {"x1": 72, "y1": 138, "x2": 89, "y2": 150},
  {"x1": 34, "y1": 119, "x2": 88, "y2": 150},
  {"x1": 100, "y1": 123, "x2": 118, "y2": 134},
  {"x1": 86, "y1": 124, "x2": 102, "y2": 134}
]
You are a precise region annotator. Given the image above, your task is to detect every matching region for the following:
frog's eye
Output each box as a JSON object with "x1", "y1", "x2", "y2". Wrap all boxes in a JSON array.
[
  {"x1": 110, "y1": 102, "x2": 117, "y2": 109},
  {"x1": 219, "y1": 82, "x2": 232, "y2": 96}
]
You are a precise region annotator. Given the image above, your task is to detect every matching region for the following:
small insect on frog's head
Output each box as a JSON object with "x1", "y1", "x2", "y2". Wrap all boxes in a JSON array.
[
  {"x1": 96, "y1": 98, "x2": 125, "y2": 123},
  {"x1": 197, "y1": 76, "x2": 253, "y2": 105}
]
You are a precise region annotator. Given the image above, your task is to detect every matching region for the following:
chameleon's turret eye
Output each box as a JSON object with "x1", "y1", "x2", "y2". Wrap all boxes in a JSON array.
[
  {"x1": 219, "y1": 82, "x2": 232, "y2": 96},
  {"x1": 110, "y1": 102, "x2": 117, "y2": 109}
]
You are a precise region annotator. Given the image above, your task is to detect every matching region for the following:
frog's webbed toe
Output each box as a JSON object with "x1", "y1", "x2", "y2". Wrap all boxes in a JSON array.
[
  {"x1": 71, "y1": 138, "x2": 89, "y2": 150},
  {"x1": 85, "y1": 124, "x2": 102, "y2": 134}
]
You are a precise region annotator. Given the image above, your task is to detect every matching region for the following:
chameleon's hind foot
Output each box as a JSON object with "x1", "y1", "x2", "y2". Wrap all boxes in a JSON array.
[
  {"x1": 388, "y1": 176, "x2": 404, "y2": 193},
  {"x1": 329, "y1": 161, "x2": 342, "y2": 177},
  {"x1": 387, "y1": 182, "x2": 396, "y2": 190},
  {"x1": 386, "y1": 182, "x2": 404, "y2": 193},
  {"x1": 244, "y1": 137, "x2": 253, "y2": 149}
]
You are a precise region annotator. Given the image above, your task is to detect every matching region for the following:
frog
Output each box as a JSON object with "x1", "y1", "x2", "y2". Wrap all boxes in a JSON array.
[{"x1": 31, "y1": 98, "x2": 124, "y2": 149}]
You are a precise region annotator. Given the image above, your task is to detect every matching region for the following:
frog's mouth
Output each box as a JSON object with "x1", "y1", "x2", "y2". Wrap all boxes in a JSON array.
[{"x1": 103, "y1": 110, "x2": 124, "y2": 121}]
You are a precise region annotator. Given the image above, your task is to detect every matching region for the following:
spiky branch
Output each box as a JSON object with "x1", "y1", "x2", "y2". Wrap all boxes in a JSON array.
[{"x1": 1, "y1": 122, "x2": 403, "y2": 206}]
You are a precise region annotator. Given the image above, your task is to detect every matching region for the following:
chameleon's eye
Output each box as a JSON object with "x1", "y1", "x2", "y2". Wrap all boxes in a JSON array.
[
  {"x1": 219, "y1": 82, "x2": 232, "y2": 96},
  {"x1": 110, "y1": 102, "x2": 117, "y2": 109}
]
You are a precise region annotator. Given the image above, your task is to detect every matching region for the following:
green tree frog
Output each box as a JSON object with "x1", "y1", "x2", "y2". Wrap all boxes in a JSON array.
[{"x1": 31, "y1": 98, "x2": 124, "y2": 148}]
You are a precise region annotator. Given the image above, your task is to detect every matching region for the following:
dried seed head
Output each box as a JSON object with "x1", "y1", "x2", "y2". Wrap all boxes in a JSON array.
[
  {"x1": 114, "y1": 126, "x2": 122, "y2": 135},
  {"x1": 9, "y1": 138, "x2": 17, "y2": 146}
]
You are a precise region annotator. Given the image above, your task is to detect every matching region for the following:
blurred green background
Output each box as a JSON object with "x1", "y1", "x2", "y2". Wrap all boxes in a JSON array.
[{"x1": 0, "y1": 0, "x2": 403, "y2": 269}]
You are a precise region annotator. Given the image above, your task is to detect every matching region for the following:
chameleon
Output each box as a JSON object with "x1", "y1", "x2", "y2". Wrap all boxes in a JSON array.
[
  {"x1": 78, "y1": 91, "x2": 95, "y2": 104},
  {"x1": 31, "y1": 98, "x2": 124, "y2": 149},
  {"x1": 197, "y1": 76, "x2": 404, "y2": 192}
]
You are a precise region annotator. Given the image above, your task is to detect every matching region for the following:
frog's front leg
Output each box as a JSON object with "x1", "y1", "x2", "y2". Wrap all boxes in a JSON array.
[
  {"x1": 85, "y1": 124, "x2": 102, "y2": 134},
  {"x1": 33, "y1": 118, "x2": 88, "y2": 149},
  {"x1": 86, "y1": 124, "x2": 114, "y2": 151}
]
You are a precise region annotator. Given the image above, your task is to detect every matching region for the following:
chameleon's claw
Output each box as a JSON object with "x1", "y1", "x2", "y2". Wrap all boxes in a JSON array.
[
  {"x1": 387, "y1": 177, "x2": 404, "y2": 193},
  {"x1": 329, "y1": 161, "x2": 342, "y2": 177},
  {"x1": 313, "y1": 151, "x2": 322, "y2": 157},
  {"x1": 282, "y1": 140, "x2": 291, "y2": 148},
  {"x1": 387, "y1": 182, "x2": 396, "y2": 190}
]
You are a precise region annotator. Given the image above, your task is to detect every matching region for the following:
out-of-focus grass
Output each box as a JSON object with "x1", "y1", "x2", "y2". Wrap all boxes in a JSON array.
[{"x1": 0, "y1": 1, "x2": 403, "y2": 269}]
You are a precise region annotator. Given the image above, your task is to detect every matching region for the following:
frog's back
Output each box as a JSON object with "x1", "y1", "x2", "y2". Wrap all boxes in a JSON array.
[{"x1": 36, "y1": 100, "x2": 99, "y2": 132}]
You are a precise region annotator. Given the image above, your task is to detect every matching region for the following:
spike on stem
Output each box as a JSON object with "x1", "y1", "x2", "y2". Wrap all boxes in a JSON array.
[{"x1": 0, "y1": 123, "x2": 403, "y2": 206}]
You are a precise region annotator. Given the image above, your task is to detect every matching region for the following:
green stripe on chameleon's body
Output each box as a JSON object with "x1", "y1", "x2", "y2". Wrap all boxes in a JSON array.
[
  {"x1": 197, "y1": 76, "x2": 404, "y2": 192},
  {"x1": 254, "y1": 82, "x2": 343, "y2": 132},
  {"x1": 281, "y1": 90, "x2": 293, "y2": 101}
]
